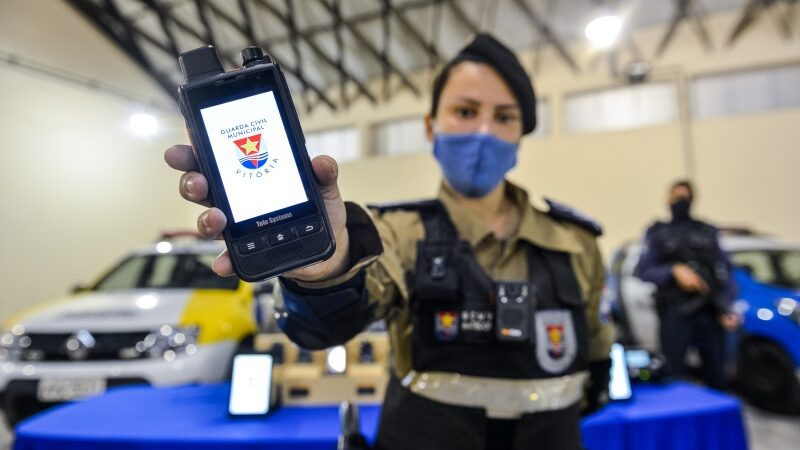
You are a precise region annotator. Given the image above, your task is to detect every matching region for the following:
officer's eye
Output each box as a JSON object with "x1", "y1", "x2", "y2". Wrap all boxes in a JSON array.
[
  {"x1": 495, "y1": 112, "x2": 519, "y2": 125},
  {"x1": 454, "y1": 106, "x2": 477, "y2": 119}
]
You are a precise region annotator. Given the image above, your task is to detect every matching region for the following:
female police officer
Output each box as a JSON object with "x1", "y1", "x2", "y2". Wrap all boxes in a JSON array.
[{"x1": 166, "y1": 33, "x2": 613, "y2": 450}]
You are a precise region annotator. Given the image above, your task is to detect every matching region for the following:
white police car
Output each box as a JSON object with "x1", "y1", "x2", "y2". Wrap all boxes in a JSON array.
[
  {"x1": 0, "y1": 233, "x2": 271, "y2": 425},
  {"x1": 607, "y1": 231, "x2": 800, "y2": 413}
]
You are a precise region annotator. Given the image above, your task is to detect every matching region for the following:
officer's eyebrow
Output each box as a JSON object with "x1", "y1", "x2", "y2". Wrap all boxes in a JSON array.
[{"x1": 455, "y1": 96, "x2": 520, "y2": 110}]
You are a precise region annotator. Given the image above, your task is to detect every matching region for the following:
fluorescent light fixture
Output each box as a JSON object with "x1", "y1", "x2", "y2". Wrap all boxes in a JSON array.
[
  {"x1": 129, "y1": 113, "x2": 159, "y2": 137},
  {"x1": 585, "y1": 15, "x2": 622, "y2": 49}
]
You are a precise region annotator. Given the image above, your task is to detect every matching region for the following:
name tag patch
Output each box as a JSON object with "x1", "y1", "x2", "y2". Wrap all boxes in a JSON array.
[{"x1": 461, "y1": 310, "x2": 493, "y2": 333}]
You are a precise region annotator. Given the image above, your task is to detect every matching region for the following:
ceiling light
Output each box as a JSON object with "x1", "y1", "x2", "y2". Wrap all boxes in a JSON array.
[
  {"x1": 129, "y1": 113, "x2": 159, "y2": 137},
  {"x1": 585, "y1": 15, "x2": 623, "y2": 49}
]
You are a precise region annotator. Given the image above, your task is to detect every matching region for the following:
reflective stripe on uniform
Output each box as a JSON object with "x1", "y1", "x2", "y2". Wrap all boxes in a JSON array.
[{"x1": 400, "y1": 370, "x2": 589, "y2": 419}]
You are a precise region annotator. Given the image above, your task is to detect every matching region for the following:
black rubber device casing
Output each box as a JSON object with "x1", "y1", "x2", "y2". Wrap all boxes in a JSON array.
[{"x1": 177, "y1": 46, "x2": 335, "y2": 282}]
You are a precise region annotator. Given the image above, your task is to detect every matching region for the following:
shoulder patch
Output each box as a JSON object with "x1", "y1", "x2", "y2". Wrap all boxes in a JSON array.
[
  {"x1": 544, "y1": 198, "x2": 603, "y2": 236},
  {"x1": 367, "y1": 199, "x2": 440, "y2": 215}
]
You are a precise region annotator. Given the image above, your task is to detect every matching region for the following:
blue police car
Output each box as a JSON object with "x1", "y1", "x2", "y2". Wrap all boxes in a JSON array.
[{"x1": 607, "y1": 231, "x2": 800, "y2": 414}]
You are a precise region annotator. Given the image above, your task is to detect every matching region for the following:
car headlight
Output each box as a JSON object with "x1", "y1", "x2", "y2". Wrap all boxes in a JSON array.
[
  {"x1": 122, "y1": 325, "x2": 200, "y2": 361},
  {"x1": 775, "y1": 298, "x2": 800, "y2": 325},
  {"x1": 0, "y1": 324, "x2": 29, "y2": 361}
]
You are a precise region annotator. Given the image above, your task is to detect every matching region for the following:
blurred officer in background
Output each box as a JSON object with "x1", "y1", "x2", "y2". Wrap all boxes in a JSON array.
[
  {"x1": 167, "y1": 33, "x2": 614, "y2": 450},
  {"x1": 635, "y1": 180, "x2": 739, "y2": 390}
]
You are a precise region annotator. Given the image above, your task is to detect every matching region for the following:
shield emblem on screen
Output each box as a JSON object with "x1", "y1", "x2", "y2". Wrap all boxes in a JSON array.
[{"x1": 233, "y1": 134, "x2": 268, "y2": 169}]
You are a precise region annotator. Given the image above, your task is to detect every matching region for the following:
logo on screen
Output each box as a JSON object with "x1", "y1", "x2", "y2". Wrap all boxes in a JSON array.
[{"x1": 233, "y1": 134, "x2": 268, "y2": 169}]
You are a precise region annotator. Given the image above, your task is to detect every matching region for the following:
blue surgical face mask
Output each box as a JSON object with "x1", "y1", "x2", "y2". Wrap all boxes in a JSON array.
[{"x1": 433, "y1": 132, "x2": 519, "y2": 198}]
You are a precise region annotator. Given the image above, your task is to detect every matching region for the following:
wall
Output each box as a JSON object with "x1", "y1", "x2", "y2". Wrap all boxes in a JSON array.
[
  {"x1": 0, "y1": 0, "x2": 190, "y2": 325},
  {"x1": 299, "y1": 9, "x2": 800, "y2": 259}
]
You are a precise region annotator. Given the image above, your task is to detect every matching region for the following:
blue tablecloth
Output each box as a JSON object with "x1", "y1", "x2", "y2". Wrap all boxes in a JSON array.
[{"x1": 14, "y1": 382, "x2": 747, "y2": 450}]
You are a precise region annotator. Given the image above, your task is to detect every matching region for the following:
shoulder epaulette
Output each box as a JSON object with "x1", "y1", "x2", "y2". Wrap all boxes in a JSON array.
[
  {"x1": 367, "y1": 199, "x2": 440, "y2": 215},
  {"x1": 544, "y1": 198, "x2": 603, "y2": 237}
]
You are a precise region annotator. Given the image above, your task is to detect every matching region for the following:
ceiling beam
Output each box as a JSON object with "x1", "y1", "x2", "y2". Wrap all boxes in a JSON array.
[
  {"x1": 253, "y1": 0, "x2": 377, "y2": 105},
  {"x1": 332, "y1": 0, "x2": 348, "y2": 107},
  {"x1": 388, "y1": 0, "x2": 442, "y2": 66},
  {"x1": 316, "y1": 0, "x2": 420, "y2": 97},
  {"x1": 199, "y1": 0, "x2": 338, "y2": 111},
  {"x1": 656, "y1": 0, "x2": 713, "y2": 58},
  {"x1": 66, "y1": 0, "x2": 177, "y2": 99},
  {"x1": 281, "y1": 0, "x2": 311, "y2": 111},
  {"x1": 446, "y1": 0, "x2": 479, "y2": 34},
  {"x1": 267, "y1": 0, "x2": 433, "y2": 46},
  {"x1": 510, "y1": 0, "x2": 580, "y2": 73},
  {"x1": 140, "y1": 0, "x2": 181, "y2": 57},
  {"x1": 728, "y1": 0, "x2": 796, "y2": 45},
  {"x1": 381, "y1": 0, "x2": 392, "y2": 99},
  {"x1": 429, "y1": 0, "x2": 444, "y2": 76},
  {"x1": 193, "y1": 0, "x2": 219, "y2": 49}
]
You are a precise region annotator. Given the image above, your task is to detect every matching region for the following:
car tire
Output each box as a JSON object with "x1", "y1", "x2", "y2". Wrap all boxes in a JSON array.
[{"x1": 734, "y1": 337, "x2": 800, "y2": 415}]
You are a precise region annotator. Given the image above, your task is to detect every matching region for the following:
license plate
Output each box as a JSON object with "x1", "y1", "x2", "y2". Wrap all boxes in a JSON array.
[{"x1": 37, "y1": 378, "x2": 107, "y2": 402}]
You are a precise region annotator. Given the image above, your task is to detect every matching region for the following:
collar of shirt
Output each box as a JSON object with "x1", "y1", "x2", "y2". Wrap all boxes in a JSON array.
[{"x1": 437, "y1": 181, "x2": 583, "y2": 254}]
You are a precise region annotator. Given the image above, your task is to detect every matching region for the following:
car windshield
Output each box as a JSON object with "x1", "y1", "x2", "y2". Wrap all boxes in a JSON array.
[
  {"x1": 93, "y1": 253, "x2": 239, "y2": 291},
  {"x1": 731, "y1": 249, "x2": 800, "y2": 289}
]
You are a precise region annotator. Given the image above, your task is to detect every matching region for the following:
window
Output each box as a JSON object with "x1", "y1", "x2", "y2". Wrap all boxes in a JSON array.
[
  {"x1": 563, "y1": 82, "x2": 678, "y2": 134},
  {"x1": 731, "y1": 251, "x2": 775, "y2": 285},
  {"x1": 150, "y1": 255, "x2": 179, "y2": 288},
  {"x1": 691, "y1": 64, "x2": 800, "y2": 119},
  {"x1": 93, "y1": 256, "x2": 148, "y2": 291},
  {"x1": 777, "y1": 251, "x2": 800, "y2": 288},
  {"x1": 531, "y1": 100, "x2": 550, "y2": 138},
  {"x1": 732, "y1": 250, "x2": 800, "y2": 289},
  {"x1": 94, "y1": 254, "x2": 239, "y2": 291},
  {"x1": 371, "y1": 116, "x2": 428, "y2": 156},
  {"x1": 304, "y1": 127, "x2": 360, "y2": 163}
]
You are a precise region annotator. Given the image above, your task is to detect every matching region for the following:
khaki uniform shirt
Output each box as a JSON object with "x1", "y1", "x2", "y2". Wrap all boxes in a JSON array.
[{"x1": 289, "y1": 181, "x2": 615, "y2": 379}]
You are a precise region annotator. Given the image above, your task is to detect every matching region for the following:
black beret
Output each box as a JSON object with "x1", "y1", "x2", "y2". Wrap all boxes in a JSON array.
[{"x1": 430, "y1": 33, "x2": 537, "y2": 135}]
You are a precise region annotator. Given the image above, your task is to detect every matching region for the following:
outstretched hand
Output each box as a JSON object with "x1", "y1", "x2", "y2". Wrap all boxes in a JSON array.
[{"x1": 164, "y1": 144, "x2": 350, "y2": 281}]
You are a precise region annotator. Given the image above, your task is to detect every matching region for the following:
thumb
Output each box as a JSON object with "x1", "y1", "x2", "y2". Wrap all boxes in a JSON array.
[{"x1": 311, "y1": 155, "x2": 342, "y2": 201}]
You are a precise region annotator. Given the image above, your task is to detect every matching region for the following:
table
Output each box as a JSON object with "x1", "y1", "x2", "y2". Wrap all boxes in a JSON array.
[
  {"x1": 582, "y1": 383, "x2": 748, "y2": 450},
  {"x1": 14, "y1": 382, "x2": 747, "y2": 450}
]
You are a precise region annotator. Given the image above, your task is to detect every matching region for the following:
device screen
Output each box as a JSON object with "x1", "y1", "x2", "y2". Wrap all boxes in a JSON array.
[
  {"x1": 228, "y1": 354, "x2": 273, "y2": 416},
  {"x1": 608, "y1": 343, "x2": 633, "y2": 401},
  {"x1": 200, "y1": 91, "x2": 308, "y2": 224},
  {"x1": 625, "y1": 349, "x2": 652, "y2": 369}
]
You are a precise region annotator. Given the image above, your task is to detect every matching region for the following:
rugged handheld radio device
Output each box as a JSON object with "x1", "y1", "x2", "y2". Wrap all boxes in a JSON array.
[{"x1": 178, "y1": 45, "x2": 335, "y2": 282}]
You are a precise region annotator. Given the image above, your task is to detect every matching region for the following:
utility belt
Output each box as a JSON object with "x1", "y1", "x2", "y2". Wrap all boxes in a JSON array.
[{"x1": 400, "y1": 369, "x2": 589, "y2": 419}]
